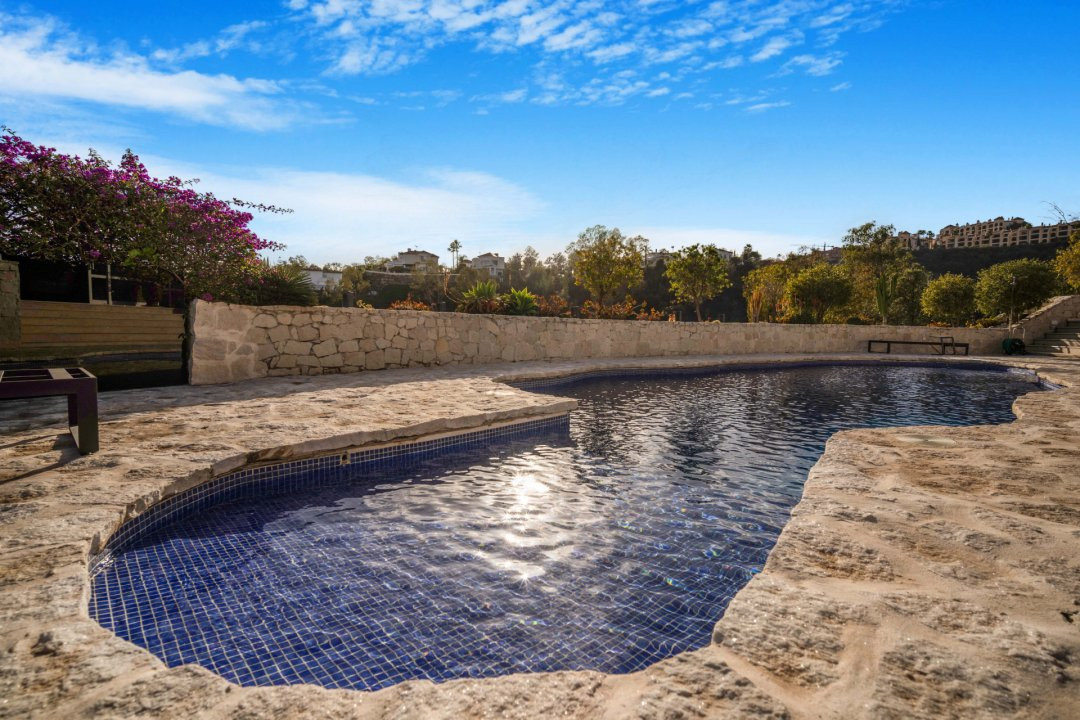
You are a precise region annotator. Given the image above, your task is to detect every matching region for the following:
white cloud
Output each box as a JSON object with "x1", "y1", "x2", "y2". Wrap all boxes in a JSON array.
[
  {"x1": 0, "y1": 14, "x2": 296, "y2": 131},
  {"x1": 745, "y1": 100, "x2": 790, "y2": 113},
  {"x1": 779, "y1": 52, "x2": 844, "y2": 76},
  {"x1": 587, "y1": 42, "x2": 637, "y2": 63},
  {"x1": 498, "y1": 88, "x2": 528, "y2": 102},
  {"x1": 333, "y1": 36, "x2": 416, "y2": 74},
  {"x1": 703, "y1": 55, "x2": 744, "y2": 70},
  {"x1": 750, "y1": 33, "x2": 801, "y2": 62},
  {"x1": 829, "y1": 81, "x2": 852, "y2": 91},
  {"x1": 666, "y1": 19, "x2": 714, "y2": 38},
  {"x1": 115, "y1": 156, "x2": 548, "y2": 263},
  {"x1": 811, "y1": 3, "x2": 855, "y2": 28},
  {"x1": 543, "y1": 21, "x2": 603, "y2": 52},
  {"x1": 151, "y1": 21, "x2": 268, "y2": 65}
]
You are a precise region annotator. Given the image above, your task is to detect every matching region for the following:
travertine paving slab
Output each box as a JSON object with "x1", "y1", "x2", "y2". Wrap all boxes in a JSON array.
[{"x1": 1, "y1": 353, "x2": 1078, "y2": 719}]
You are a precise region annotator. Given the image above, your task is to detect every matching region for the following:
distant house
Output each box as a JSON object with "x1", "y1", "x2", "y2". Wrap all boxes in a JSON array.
[
  {"x1": 303, "y1": 269, "x2": 343, "y2": 290},
  {"x1": 387, "y1": 249, "x2": 440, "y2": 272},
  {"x1": 645, "y1": 250, "x2": 671, "y2": 267},
  {"x1": 467, "y1": 252, "x2": 506, "y2": 279}
]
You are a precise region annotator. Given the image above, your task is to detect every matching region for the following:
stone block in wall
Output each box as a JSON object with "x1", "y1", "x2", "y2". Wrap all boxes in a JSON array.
[
  {"x1": 283, "y1": 340, "x2": 312, "y2": 356},
  {"x1": 313, "y1": 339, "x2": 337, "y2": 357}
]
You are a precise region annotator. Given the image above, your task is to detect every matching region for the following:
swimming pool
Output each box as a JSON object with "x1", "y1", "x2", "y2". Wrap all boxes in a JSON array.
[{"x1": 89, "y1": 363, "x2": 1042, "y2": 690}]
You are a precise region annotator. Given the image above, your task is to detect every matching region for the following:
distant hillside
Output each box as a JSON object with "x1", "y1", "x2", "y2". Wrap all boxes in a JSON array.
[{"x1": 914, "y1": 240, "x2": 1068, "y2": 278}]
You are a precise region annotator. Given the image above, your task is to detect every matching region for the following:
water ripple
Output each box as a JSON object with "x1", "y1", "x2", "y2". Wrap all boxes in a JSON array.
[{"x1": 90, "y1": 364, "x2": 1038, "y2": 690}]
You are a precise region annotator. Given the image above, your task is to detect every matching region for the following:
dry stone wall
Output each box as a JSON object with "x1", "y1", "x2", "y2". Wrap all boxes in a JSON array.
[{"x1": 190, "y1": 299, "x2": 1010, "y2": 385}]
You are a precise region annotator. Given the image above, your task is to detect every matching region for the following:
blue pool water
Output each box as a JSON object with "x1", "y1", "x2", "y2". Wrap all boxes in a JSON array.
[{"x1": 90, "y1": 364, "x2": 1041, "y2": 690}]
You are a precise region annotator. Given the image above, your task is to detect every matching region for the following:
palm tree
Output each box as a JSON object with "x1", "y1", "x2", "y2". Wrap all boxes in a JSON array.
[{"x1": 448, "y1": 239, "x2": 462, "y2": 269}]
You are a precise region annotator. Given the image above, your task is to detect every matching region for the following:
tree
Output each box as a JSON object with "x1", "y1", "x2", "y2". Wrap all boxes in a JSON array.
[
  {"x1": 1053, "y1": 231, "x2": 1080, "y2": 291},
  {"x1": 0, "y1": 129, "x2": 286, "y2": 301},
  {"x1": 786, "y1": 264, "x2": 853, "y2": 323},
  {"x1": 639, "y1": 258, "x2": 674, "y2": 315},
  {"x1": 975, "y1": 259, "x2": 1059, "y2": 324},
  {"x1": 362, "y1": 255, "x2": 390, "y2": 269},
  {"x1": 890, "y1": 263, "x2": 929, "y2": 325},
  {"x1": 447, "y1": 239, "x2": 462, "y2": 269},
  {"x1": 503, "y1": 252, "x2": 525, "y2": 291},
  {"x1": 339, "y1": 263, "x2": 371, "y2": 296},
  {"x1": 873, "y1": 273, "x2": 898, "y2": 325},
  {"x1": 408, "y1": 266, "x2": 446, "y2": 307},
  {"x1": 840, "y1": 221, "x2": 912, "y2": 322},
  {"x1": 738, "y1": 244, "x2": 762, "y2": 269},
  {"x1": 567, "y1": 225, "x2": 645, "y2": 307},
  {"x1": 743, "y1": 262, "x2": 791, "y2": 322},
  {"x1": 921, "y1": 273, "x2": 976, "y2": 326},
  {"x1": 664, "y1": 244, "x2": 732, "y2": 321},
  {"x1": 543, "y1": 252, "x2": 571, "y2": 297}
]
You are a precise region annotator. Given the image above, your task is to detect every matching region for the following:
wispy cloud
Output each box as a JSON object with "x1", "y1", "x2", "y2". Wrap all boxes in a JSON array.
[
  {"x1": 745, "y1": 101, "x2": 791, "y2": 113},
  {"x1": 290, "y1": 1, "x2": 900, "y2": 106},
  {"x1": 150, "y1": 21, "x2": 269, "y2": 65},
  {"x1": 0, "y1": 12, "x2": 300, "y2": 130},
  {"x1": 750, "y1": 33, "x2": 802, "y2": 63},
  {"x1": 778, "y1": 52, "x2": 844, "y2": 76}
]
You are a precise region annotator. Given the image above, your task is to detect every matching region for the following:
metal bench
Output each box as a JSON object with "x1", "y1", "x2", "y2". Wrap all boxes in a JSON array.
[
  {"x1": 0, "y1": 368, "x2": 99, "y2": 454},
  {"x1": 867, "y1": 337, "x2": 970, "y2": 356}
]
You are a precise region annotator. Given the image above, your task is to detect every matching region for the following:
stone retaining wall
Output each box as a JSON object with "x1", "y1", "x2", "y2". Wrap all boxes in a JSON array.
[
  {"x1": 0, "y1": 259, "x2": 19, "y2": 346},
  {"x1": 1014, "y1": 294, "x2": 1080, "y2": 344},
  {"x1": 190, "y1": 299, "x2": 1010, "y2": 385}
]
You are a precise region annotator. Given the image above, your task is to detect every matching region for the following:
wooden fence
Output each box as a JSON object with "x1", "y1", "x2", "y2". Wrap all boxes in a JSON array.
[{"x1": 2, "y1": 301, "x2": 184, "y2": 360}]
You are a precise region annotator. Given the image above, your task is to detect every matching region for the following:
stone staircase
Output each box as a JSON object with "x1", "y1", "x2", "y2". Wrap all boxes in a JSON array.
[{"x1": 1027, "y1": 318, "x2": 1080, "y2": 357}]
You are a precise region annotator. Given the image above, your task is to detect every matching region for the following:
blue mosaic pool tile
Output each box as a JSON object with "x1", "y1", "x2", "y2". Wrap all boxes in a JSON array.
[{"x1": 88, "y1": 365, "x2": 1044, "y2": 694}]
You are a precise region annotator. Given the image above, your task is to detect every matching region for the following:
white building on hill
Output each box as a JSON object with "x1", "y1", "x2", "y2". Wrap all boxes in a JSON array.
[
  {"x1": 466, "y1": 252, "x2": 506, "y2": 279},
  {"x1": 387, "y1": 249, "x2": 440, "y2": 272},
  {"x1": 303, "y1": 269, "x2": 343, "y2": 290}
]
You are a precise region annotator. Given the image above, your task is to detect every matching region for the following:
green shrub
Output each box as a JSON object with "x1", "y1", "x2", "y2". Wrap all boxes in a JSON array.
[
  {"x1": 1053, "y1": 231, "x2": 1080, "y2": 291},
  {"x1": 457, "y1": 280, "x2": 502, "y2": 313},
  {"x1": 248, "y1": 264, "x2": 316, "y2": 306},
  {"x1": 785, "y1": 264, "x2": 853, "y2": 323},
  {"x1": 921, "y1": 273, "x2": 976, "y2": 327},
  {"x1": 501, "y1": 287, "x2": 539, "y2": 316},
  {"x1": 975, "y1": 259, "x2": 1059, "y2": 321}
]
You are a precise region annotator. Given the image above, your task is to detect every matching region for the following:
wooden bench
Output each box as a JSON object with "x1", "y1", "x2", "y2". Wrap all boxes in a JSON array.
[
  {"x1": 867, "y1": 337, "x2": 970, "y2": 356},
  {"x1": 0, "y1": 368, "x2": 99, "y2": 454}
]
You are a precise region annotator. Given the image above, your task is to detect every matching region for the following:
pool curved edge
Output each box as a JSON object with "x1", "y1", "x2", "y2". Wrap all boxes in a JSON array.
[{"x1": 2, "y1": 353, "x2": 1079, "y2": 720}]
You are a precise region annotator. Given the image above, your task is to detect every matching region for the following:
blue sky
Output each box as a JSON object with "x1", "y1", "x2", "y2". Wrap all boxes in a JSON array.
[{"x1": 1, "y1": 0, "x2": 1078, "y2": 265}]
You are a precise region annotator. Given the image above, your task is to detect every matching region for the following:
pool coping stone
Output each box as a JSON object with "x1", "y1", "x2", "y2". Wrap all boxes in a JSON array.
[{"x1": 1, "y1": 352, "x2": 1079, "y2": 719}]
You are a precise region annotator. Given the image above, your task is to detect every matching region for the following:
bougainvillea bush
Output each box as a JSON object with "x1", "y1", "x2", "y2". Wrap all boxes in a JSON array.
[{"x1": 0, "y1": 129, "x2": 287, "y2": 302}]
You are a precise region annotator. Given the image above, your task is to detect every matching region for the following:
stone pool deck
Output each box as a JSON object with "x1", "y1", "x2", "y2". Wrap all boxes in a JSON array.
[{"x1": 1, "y1": 353, "x2": 1078, "y2": 719}]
